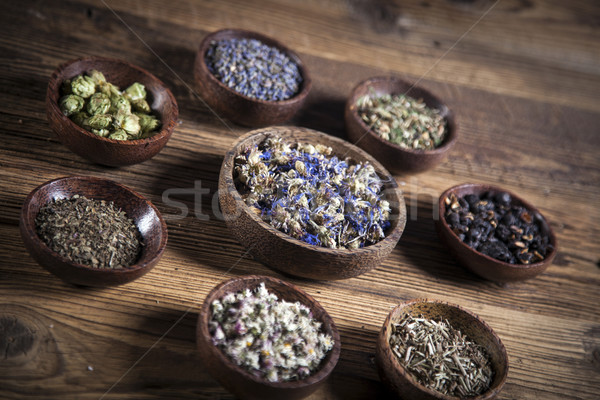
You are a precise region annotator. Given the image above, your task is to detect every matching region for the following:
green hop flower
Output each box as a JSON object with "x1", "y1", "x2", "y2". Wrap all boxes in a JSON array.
[
  {"x1": 87, "y1": 114, "x2": 113, "y2": 130},
  {"x1": 136, "y1": 113, "x2": 161, "y2": 134},
  {"x1": 86, "y1": 93, "x2": 111, "y2": 115},
  {"x1": 131, "y1": 98, "x2": 151, "y2": 113},
  {"x1": 70, "y1": 75, "x2": 96, "y2": 98},
  {"x1": 88, "y1": 69, "x2": 106, "y2": 85},
  {"x1": 91, "y1": 128, "x2": 111, "y2": 138},
  {"x1": 108, "y1": 129, "x2": 128, "y2": 140},
  {"x1": 124, "y1": 82, "x2": 146, "y2": 101},
  {"x1": 59, "y1": 94, "x2": 84, "y2": 116},
  {"x1": 119, "y1": 113, "x2": 141, "y2": 136},
  {"x1": 70, "y1": 111, "x2": 89, "y2": 127},
  {"x1": 110, "y1": 95, "x2": 131, "y2": 114}
]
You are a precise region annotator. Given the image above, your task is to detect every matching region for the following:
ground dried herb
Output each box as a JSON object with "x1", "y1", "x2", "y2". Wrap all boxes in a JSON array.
[{"x1": 35, "y1": 195, "x2": 142, "y2": 269}]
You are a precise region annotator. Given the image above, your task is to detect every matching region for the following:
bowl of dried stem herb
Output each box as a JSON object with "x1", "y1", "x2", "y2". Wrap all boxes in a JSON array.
[
  {"x1": 19, "y1": 176, "x2": 167, "y2": 287},
  {"x1": 376, "y1": 299, "x2": 508, "y2": 400},
  {"x1": 196, "y1": 275, "x2": 341, "y2": 400},
  {"x1": 47, "y1": 56, "x2": 178, "y2": 166},
  {"x1": 436, "y1": 183, "x2": 557, "y2": 282},
  {"x1": 218, "y1": 126, "x2": 407, "y2": 280},
  {"x1": 345, "y1": 76, "x2": 457, "y2": 174},
  {"x1": 194, "y1": 29, "x2": 312, "y2": 127}
]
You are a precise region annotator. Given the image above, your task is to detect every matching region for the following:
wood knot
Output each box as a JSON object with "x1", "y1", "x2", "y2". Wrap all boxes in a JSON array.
[{"x1": 0, "y1": 315, "x2": 36, "y2": 360}]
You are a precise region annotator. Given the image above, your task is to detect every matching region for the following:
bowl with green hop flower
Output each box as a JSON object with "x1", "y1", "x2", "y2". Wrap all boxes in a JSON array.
[
  {"x1": 197, "y1": 275, "x2": 341, "y2": 400},
  {"x1": 345, "y1": 76, "x2": 458, "y2": 174},
  {"x1": 47, "y1": 56, "x2": 178, "y2": 166}
]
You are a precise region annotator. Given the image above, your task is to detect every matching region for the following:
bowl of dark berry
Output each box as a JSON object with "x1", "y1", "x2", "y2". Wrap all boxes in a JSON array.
[
  {"x1": 345, "y1": 76, "x2": 457, "y2": 174},
  {"x1": 218, "y1": 126, "x2": 407, "y2": 280},
  {"x1": 197, "y1": 275, "x2": 340, "y2": 400},
  {"x1": 436, "y1": 183, "x2": 557, "y2": 282},
  {"x1": 194, "y1": 29, "x2": 312, "y2": 127},
  {"x1": 19, "y1": 176, "x2": 167, "y2": 287},
  {"x1": 376, "y1": 299, "x2": 508, "y2": 400},
  {"x1": 46, "y1": 56, "x2": 178, "y2": 166}
]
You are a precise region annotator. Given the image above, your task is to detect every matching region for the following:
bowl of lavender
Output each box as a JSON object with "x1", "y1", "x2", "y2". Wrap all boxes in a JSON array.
[
  {"x1": 345, "y1": 76, "x2": 458, "y2": 174},
  {"x1": 197, "y1": 275, "x2": 341, "y2": 400},
  {"x1": 194, "y1": 28, "x2": 312, "y2": 127},
  {"x1": 376, "y1": 299, "x2": 508, "y2": 400},
  {"x1": 436, "y1": 183, "x2": 557, "y2": 282},
  {"x1": 218, "y1": 126, "x2": 407, "y2": 280},
  {"x1": 19, "y1": 176, "x2": 167, "y2": 287}
]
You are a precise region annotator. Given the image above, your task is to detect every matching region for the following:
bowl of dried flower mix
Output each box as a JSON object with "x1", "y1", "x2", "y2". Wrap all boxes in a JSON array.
[
  {"x1": 218, "y1": 126, "x2": 407, "y2": 280},
  {"x1": 376, "y1": 299, "x2": 508, "y2": 400},
  {"x1": 194, "y1": 29, "x2": 312, "y2": 126},
  {"x1": 436, "y1": 183, "x2": 557, "y2": 282},
  {"x1": 19, "y1": 176, "x2": 167, "y2": 287},
  {"x1": 47, "y1": 56, "x2": 178, "y2": 166},
  {"x1": 197, "y1": 275, "x2": 340, "y2": 400},
  {"x1": 345, "y1": 76, "x2": 457, "y2": 174}
]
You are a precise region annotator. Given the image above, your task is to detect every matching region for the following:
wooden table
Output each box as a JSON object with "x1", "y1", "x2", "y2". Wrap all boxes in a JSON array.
[{"x1": 1, "y1": 0, "x2": 599, "y2": 398}]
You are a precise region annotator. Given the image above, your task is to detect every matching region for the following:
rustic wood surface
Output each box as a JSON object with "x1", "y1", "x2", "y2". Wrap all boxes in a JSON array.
[{"x1": 1, "y1": 0, "x2": 599, "y2": 399}]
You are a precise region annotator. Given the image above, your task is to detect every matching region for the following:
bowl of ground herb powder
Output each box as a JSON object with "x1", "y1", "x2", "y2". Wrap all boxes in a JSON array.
[
  {"x1": 345, "y1": 76, "x2": 458, "y2": 174},
  {"x1": 194, "y1": 29, "x2": 312, "y2": 127},
  {"x1": 47, "y1": 56, "x2": 178, "y2": 166},
  {"x1": 197, "y1": 275, "x2": 340, "y2": 400},
  {"x1": 218, "y1": 126, "x2": 407, "y2": 280},
  {"x1": 376, "y1": 299, "x2": 508, "y2": 400},
  {"x1": 20, "y1": 176, "x2": 167, "y2": 287}
]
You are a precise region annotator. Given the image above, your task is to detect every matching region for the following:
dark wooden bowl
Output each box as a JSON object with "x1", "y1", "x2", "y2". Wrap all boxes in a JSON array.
[
  {"x1": 194, "y1": 28, "x2": 312, "y2": 127},
  {"x1": 196, "y1": 275, "x2": 341, "y2": 400},
  {"x1": 376, "y1": 299, "x2": 508, "y2": 400},
  {"x1": 19, "y1": 176, "x2": 167, "y2": 287},
  {"x1": 345, "y1": 76, "x2": 457, "y2": 174},
  {"x1": 436, "y1": 183, "x2": 557, "y2": 282},
  {"x1": 218, "y1": 126, "x2": 407, "y2": 280},
  {"x1": 46, "y1": 56, "x2": 178, "y2": 166}
]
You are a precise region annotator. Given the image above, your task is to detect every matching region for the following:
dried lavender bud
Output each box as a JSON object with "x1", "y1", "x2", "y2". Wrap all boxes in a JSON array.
[
  {"x1": 59, "y1": 94, "x2": 85, "y2": 116},
  {"x1": 444, "y1": 191, "x2": 551, "y2": 264},
  {"x1": 234, "y1": 137, "x2": 391, "y2": 249},
  {"x1": 357, "y1": 91, "x2": 447, "y2": 150},
  {"x1": 35, "y1": 195, "x2": 142, "y2": 269},
  {"x1": 71, "y1": 75, "x2": 96, "y2": 98},
  {"x1": 389, "y1": 314, "x2": 493, "y2": 397},
  {"x1": 209, "y1": 283, "x2": 334, "y2": 382},
  {"x1": 205, "y1": 38, "x2": 303, "y2": 101},
  {"x1": 86, "y1": 93, "x2": 111, "y2": 115}
]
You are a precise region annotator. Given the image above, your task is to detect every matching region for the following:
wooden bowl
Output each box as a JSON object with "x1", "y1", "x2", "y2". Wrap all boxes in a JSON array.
[
  {"x1": 46, "y1": 56, "x2": 178, "y2": 166},
  {"x1": 194, "y1": 28, "x2": 312, "y2": 127},
  {"x1": 218, "y1": 126, "x2": 407, "y2": 280},
  {"x1": 436, "y1": 183, "x2": 557, "y2": 282},
  {"x1": 196, "y1": 275, "x2": 341, "y2": 400},
  {"x1": 345, "y1": 76, "x2": 457, "y2": 174},
  {"x1": 19, "y1": 176, "x2": 167, "y2": 287},
  {"x1": 376, "y1": 299, "x2": 508, "y2": 400}
]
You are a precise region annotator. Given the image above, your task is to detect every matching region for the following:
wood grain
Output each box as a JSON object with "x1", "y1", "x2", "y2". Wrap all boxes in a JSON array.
[{"x1": 1, "y1": 0, "x2": 599, "y2": 399}]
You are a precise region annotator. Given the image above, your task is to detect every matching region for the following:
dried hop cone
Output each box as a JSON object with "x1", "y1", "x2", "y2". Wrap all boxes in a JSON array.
[
  {"x1": 124, "y1": 82, "x2": 146, "y2": 101},
  {"x1": 71, "y1": 75, "x2": 96, "y2": 98},
  {"x1": 86, "y1": 93, "x2": 111, "y2": 115},
  {"x1": 59, "y1": 94, "x2": 85, "y2": 116}
]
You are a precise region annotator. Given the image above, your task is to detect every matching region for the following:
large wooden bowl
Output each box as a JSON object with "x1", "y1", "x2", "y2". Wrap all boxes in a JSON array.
[
  {"x1": 376, "y1": 299, "x2": 509, "y2": 400},
  {"x1": 19, "y1": 176, "x2": 167, "y2": 287},
  {"x1": 345, "y1": 76, "x2": 457, "y2": 174},
  {"x1": 194, "y1": 29, "x2": 312, "y2": 127},
  {"x1": 46, "y1": 56, "x2": 178, "y2": 166},
  {"x1": 196, "y1": 275, "x2": 341, "y2": 400},
  {"x1": 436, "y1": 183, "x2": 557, "y2": 282},
  {"x1": 218, "y1": 126, "x2": 407, "y2": 280}
]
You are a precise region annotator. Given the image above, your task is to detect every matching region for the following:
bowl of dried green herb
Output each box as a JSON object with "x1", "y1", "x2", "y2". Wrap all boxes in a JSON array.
[
  {"x1": 19, "y1": 176, "x2": 167, "y2": 287},
  {"x1": 47, "y1": 56, "x2": 178, "y2": 166},
  {"x1": 345, "y1": 76, "x2": 457, "y2": 174},
  {"x1": 376, "y1": 299, "x2": 508, "y2": 400},
  {"x1": 194, "y1": 29, "x2": 312, "y2": 127},
  {"x1": 197, "y1": 275, "x2": 340, "y2": 400},
  {"x1": 218, "y1": 126, "x2": 407, "y2": 280},
  {"x1": 436, "y1": 183, "x2": 557, "y2": 282}
]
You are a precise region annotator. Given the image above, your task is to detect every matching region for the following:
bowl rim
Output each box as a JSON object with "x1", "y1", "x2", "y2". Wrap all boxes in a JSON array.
[
  {"x1": 197, "y1": 274, "x2": 341, "y2": 389},
  {"x1": 346, "y1": 75, "x2": 458, "y2": 156},
  {"x1": 220, "y1": 126, "x2": 407, "y2": 255},
  {"x1": 20, "y1": 175, "x2": 168, "y2": 275},
  {"x1": 47, "y1": 55, "x2": 178, "y2": 147},
  {"x1": 196, "y1": 28, "x2": 312, "y2": 106},
  {"x1": 380, "y1": 298, "x2": 509, "y2": 400},
  {"x1": 437, "y1": 183, "x2": 558, "y2": 271}
]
